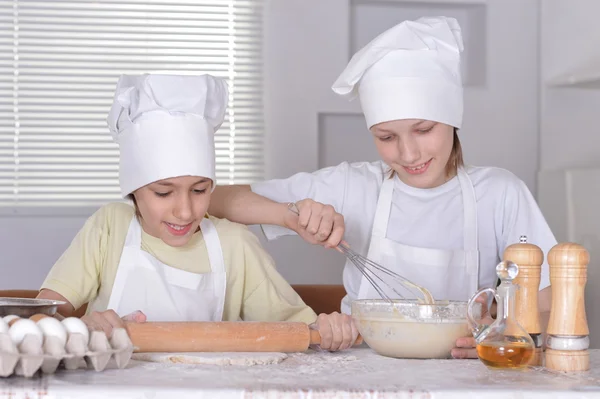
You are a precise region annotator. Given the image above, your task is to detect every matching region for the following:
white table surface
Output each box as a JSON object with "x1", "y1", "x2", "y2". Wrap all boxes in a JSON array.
[{"x1": 2, "y1": 348, "x2": 600, "y2": 399}]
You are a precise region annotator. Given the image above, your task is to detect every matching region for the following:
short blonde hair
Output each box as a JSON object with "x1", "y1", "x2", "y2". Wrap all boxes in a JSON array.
[{"x1": 446, "y1": 128, "x2": 464, "y2": 177}]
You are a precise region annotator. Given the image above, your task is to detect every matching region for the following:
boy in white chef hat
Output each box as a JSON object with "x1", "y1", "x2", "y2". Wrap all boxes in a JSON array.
[
  {"x1": 37, "y1": 73, "x2": 358, "y2": 352},
  {"x1": 207, "y1": 17, "x2": 557, "y2": 359}
]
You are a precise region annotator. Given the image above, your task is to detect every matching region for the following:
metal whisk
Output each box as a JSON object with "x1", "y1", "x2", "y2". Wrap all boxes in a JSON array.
[
  {"x1": 287, "y1": 203, "x2": 433, "y2": 304},
  {"x1": 336, "y1": 241, "x2": 434, "y2": 303}
]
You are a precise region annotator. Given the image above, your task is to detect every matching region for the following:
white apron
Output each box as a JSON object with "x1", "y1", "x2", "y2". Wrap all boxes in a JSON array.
[
  {"x1": 342, "y1": 167, "x2": 479, "y2": 314},
  {"x1": 107, "y1": 216, "x2": 226, "y2": 322}
]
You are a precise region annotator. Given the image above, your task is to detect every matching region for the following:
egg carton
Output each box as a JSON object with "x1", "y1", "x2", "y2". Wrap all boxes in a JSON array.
[{"x1": 0, "y1": 327, "x2": 134, "y2": 378}]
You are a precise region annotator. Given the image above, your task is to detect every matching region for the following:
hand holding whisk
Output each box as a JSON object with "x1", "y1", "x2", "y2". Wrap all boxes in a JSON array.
[{"x1": 286, "y1": 202, "x2": 434, "y2": 304}]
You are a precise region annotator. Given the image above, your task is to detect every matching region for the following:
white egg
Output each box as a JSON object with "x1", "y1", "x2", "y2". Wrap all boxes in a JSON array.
[
  {"x1": 0, "y1": 318, "x2": 8, "y2": 334},
  {"x1": 36, "y1": 317, "x2": 67, "y2": 346},
  {"x1": 3, "y1": 315, "x2": 19, "y2": 325},
  {"x1": 8, "y1": 319, "x2": 43, "y2": 346},
  {"x1": 61, "y1": 317, "x2": 89, "y2": 344}
]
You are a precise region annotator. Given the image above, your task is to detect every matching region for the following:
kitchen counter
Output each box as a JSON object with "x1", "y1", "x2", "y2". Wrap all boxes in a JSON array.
[{"x1": 2, "y1": 348, "x2": 600, "y2": 398}]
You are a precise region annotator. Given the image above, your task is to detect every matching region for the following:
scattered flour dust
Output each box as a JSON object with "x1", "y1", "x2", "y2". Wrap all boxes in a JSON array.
[
  {"x1": 290, "y1": 351, "x2": 358, "y2": 364},
  {"x1": 284, "y1": 351, "x2": 360, "y2": 375},
  {"x1": 131, "y1": 350, "x2": 359, "y2": 370},
  {"x1": 132, "y1": 352, "x2": 288, "y2": 366}
]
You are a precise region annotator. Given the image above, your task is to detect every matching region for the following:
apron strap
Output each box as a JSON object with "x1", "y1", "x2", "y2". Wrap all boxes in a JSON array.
[
  {"x1": 200, "y1": 217, "x2": 225, "y2": 274},
  {"x1": 107, "y1": 216, "x2": 141, "y2": 310},
  {"x1": 200, "y1": 217, "x2": 226, "y2": 321},
  {"x1": 371, "y1": 178, "x2": 394, "y2": 238},
  {"x1": 456, "y1": 166, "x2": 480, "y2": 292},
  {"x1": 125, "y1": 215, "x2": 142, "y2": 247},
  {"x1": 356, "y1": 177, "x2": 393, "y2": 302},
  {"x1": 456, "y1": 167, "x2": 478, "y2": 252}
]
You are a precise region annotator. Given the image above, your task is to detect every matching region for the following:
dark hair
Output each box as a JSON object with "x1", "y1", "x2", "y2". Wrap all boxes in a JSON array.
[
  {"x1": 127, "y1": 194, "x2": 141, "y2": 217},
  {"x1": 389, "y1": 127, "x2": 463, "y2": 180}
]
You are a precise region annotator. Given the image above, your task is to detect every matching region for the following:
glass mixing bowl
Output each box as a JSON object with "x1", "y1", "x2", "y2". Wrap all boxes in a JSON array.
[{"x1": 351, "y1": 299, "x2": 482, "y2": 359}]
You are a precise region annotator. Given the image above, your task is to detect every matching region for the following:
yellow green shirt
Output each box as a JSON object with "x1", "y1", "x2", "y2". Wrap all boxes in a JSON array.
[{"x1": 41, "y1": 202, "x2": 317, "y2": 324}]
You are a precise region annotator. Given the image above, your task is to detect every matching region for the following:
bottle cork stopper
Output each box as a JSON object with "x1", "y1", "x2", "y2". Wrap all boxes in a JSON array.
[{"x1": 503, "y1": 235, "x2": 543, "y2": 335}]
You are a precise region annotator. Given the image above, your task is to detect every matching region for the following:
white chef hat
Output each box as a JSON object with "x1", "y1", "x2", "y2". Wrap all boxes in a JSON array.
[
  {"x1": 107, "y1": 73, "x2": 228, "y2": 197},
  {"x1": 332, "y1": 16, "x2": 464, "y2": 129}
]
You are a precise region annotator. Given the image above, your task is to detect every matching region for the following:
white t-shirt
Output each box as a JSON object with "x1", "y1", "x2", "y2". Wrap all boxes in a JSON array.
[{"x1": 251, "y1": 161, "x2": 556, "y2": 294}]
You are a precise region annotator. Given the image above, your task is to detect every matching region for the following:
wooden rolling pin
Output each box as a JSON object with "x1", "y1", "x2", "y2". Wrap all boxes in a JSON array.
[{"x1": 125, "y1": 321, "x2": 363, "y2": 353}]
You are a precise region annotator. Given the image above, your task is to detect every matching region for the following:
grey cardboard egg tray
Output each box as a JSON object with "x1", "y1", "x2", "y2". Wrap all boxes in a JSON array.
[
  {"x1": 0, "y1": 327, "x2": 134, "y2": 378},
  {"x1": 0, "y1": 298, "x2": 134, "y2": 377}
]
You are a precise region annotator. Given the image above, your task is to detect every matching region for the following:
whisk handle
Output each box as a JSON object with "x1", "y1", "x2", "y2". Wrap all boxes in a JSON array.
[
  {"x1": 287, "y1": 202, "x2": 300, "y2": 215},
  {"x1": 287, "y1": 202, "x2": 349, "y2": 250}
]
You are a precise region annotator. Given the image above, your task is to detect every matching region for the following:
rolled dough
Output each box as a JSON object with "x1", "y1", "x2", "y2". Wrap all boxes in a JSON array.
[{"x1": 132, "y1": 352, "x2": 288, "y2": 366}]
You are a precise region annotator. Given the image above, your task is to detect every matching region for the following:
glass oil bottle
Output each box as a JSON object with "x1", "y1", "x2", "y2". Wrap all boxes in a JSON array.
[{"x1": 467, "y1": 260, "x2": 535, "y2": 369}]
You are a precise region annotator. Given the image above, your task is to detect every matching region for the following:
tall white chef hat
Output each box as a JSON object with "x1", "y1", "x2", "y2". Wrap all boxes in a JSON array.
[
  {"x1": 107, "y1": 74, "x2": 228, "y2": 197},
  {"x1": 332, "y1": 16, "x2": 464, "y2": 129}
]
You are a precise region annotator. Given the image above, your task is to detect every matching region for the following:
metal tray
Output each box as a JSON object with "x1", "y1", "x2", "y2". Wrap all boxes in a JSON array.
[{"x1": 0, "y1": 298, "x2": 65, "y2": 318}]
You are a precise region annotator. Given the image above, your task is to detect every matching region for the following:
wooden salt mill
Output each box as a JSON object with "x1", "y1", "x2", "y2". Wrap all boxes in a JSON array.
[
  {"x1": 545, "y1": 242, "x2": 590, "y2": 372},
  {"x1": 503, "y1": 235, "x2": 544, "y2": 366}
]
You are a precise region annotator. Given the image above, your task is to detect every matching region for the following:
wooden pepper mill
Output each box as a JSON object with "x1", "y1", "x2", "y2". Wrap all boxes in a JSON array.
[
  {"x1": 545, "y1": 242, "x2": 590, "y2": 372},
  {"x1": 503, "y1": 235, "x2": 544, "y2": 366}
]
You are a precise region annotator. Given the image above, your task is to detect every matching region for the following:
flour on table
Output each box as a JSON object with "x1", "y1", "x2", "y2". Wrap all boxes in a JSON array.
[{"x1": 132, "y1": 352, "x2": 288, "y2": 366}]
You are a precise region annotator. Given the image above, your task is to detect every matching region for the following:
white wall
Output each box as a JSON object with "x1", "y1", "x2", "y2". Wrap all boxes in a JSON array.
[
  {"x1": 540, "y1": 0, "x2": 600, "y2": 174},
  {"x1": 0, "y1": 213, "x2": 90, "y2": 290},
  {"x1": 537, "y1": 0, "x2": 600, "y2": 244},
  {"x1": 538, "y1": 0, "x2": 600, "y2": 349},
  {"x1": 1, "y1": 0, "x2": 542, "y2": 290}
]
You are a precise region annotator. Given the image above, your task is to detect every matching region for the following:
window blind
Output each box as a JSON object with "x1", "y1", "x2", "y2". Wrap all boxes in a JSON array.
[{"x1": 0, "y1": 0, "x2": 264, "y2": 208}]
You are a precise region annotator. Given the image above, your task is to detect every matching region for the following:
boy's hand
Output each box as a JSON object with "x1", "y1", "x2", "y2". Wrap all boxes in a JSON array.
[
  {"x1": 81, "y1": 309, "x2": 146, "y2": 337},
  {"x1": 311, "y1": 312, "x2": 358, "y2": 351}
]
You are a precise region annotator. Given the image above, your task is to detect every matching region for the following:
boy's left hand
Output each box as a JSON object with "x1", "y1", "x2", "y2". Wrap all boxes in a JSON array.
[
  {"x1": 451, "y1": 336, "x2": 478, "y2": 359},
  {"x1": 311, "y1": 312, "x2": 359, "y2": 351},
  {"x1": 451, "y1": 293, "x2": 494, "y2": 359}
]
